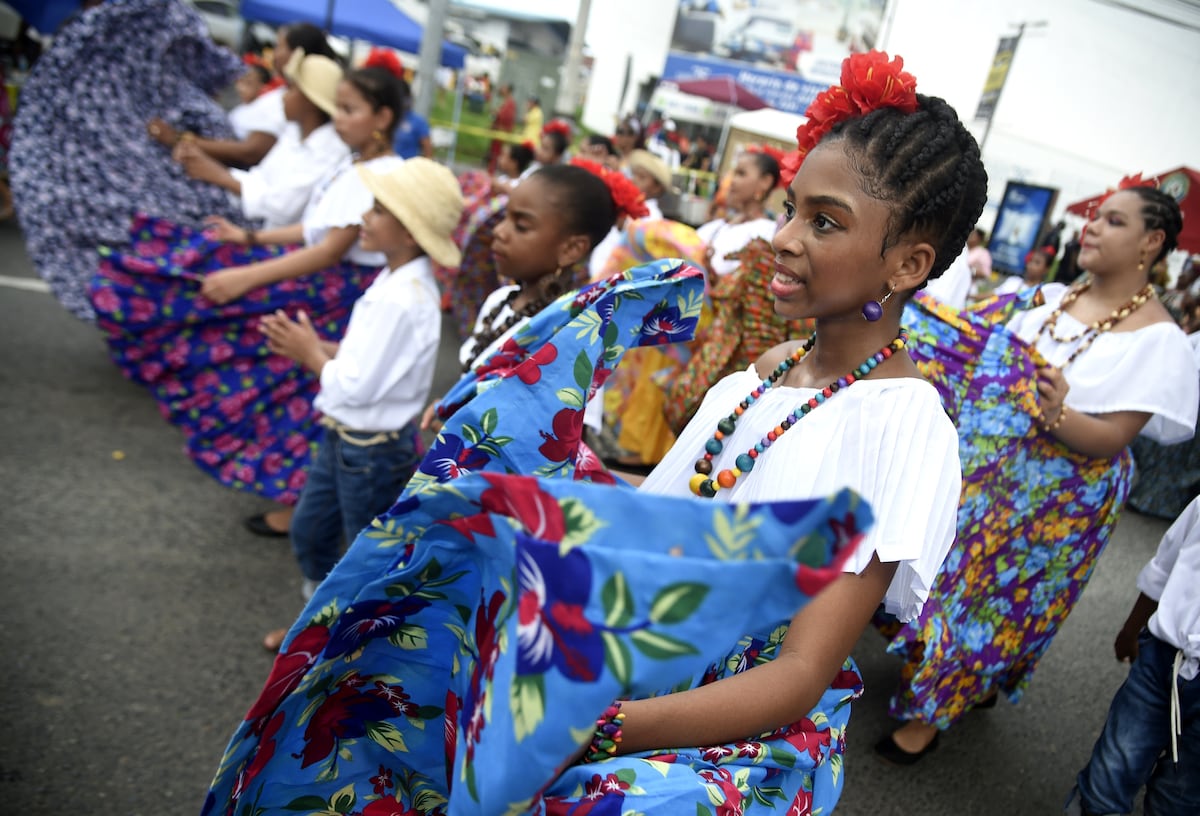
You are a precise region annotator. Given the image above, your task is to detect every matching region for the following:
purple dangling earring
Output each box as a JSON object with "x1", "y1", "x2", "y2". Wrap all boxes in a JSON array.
[{"x1": 862, "y1": 285, "x2": 895, "y2": 322}]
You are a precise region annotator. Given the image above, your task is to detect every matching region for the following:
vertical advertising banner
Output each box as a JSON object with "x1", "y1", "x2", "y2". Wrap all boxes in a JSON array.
[
  {"x1": 663, "y1": 0, "x2": 888, "y2": 116},
  {"x1": 989, "y1": 181, "x2": 1059, "y2": 274},
  {"x1": 973, "y1": 35, "x2": 1019, "y2": 123}
]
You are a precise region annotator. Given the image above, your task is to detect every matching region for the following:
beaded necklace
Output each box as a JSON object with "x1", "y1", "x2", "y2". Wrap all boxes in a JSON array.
[
  {"x1": 1035, "y1": 278, "x2": 1155, "y2": 369},
  {"x1": 689, "y1": 329, "x2": 909, "y2": 498},
  {"x1": 462, "y1": 288, "x2": 550, "y2": 372}
]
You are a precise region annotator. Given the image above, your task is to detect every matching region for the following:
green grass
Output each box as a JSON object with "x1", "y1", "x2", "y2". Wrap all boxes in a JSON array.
[{"x1": 429, "y1": 89, "x2": 499, "y2": 168}]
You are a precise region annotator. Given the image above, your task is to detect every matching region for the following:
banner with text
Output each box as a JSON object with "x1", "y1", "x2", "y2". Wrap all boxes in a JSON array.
[{"x1": 973, "y1": 35, "x2": 1019, "y2": 123}]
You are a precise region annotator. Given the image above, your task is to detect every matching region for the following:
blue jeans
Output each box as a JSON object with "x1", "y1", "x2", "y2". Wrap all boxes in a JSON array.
[
  {"x1": 290, "y1": 424, "x2": 420, "y2": 583},
  {"x1": 1068, "y1": 631, "x2": 1200, "y2": 816}
]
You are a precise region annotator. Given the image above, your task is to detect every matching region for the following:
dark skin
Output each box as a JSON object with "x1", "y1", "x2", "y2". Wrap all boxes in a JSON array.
[{"x1": 601, "y1": 140, "x2": 938, "y2": 757}]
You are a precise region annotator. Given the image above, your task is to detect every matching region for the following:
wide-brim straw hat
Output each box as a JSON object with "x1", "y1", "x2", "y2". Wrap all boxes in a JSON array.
[
  {"x1": 628, "y1": 149, "x2": 678, "y2": 195},
  {"x1": 283, "y1": 48, "x2": 342, "y2": 117},
  {"x1": 357, "y1": 158, "x2": 465, "y2": 268}
]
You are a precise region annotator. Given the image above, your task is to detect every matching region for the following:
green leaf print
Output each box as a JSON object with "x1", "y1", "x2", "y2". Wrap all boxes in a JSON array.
[
  {"x1": 480, "y1": 407, "x2": 498, "y2": 435},
  {"x1": 601, "y1": 631, "x2": 633, "y2": 687},
  {"x1": 364, "y1": 721, "x2": 407, "y2": 753},
  {"x1": 555, "y1": 387, "x2": 585, "y2": 409},
  {"x1": 648, "y1": 582, "x2": 710, "y2": 624},
  {"x1": 601, "y1": 572, "x2": 634, "y2": 628},
  {"x1": 510, "y1": 674, "x2": 546, "y2": 741},
  {"x1": 282, "y1": 794, "x2": 328, "y2": 811},
  {"x1": 574, "y1": 350, "x2": 593, "y2": 391},
  {"x1": 630, "y1": 629, "x2": 698, "y2": 659},
  {"x1": 560, "y1": 497, "x2": 607, "y2": 552},
  {"x1": 387, "y1": 623, "x2": 428, "y2": 650}
]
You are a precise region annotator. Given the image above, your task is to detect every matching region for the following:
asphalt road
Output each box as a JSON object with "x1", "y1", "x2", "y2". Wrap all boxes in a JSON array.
[{"x1": 0, "y1": 216, "x2": 1162, "y2": 815}]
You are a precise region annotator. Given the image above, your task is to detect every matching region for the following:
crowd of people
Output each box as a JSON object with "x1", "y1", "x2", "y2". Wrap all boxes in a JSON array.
[{"x1": 7, "y1": 2, "x2": 1199, "y2": 815}]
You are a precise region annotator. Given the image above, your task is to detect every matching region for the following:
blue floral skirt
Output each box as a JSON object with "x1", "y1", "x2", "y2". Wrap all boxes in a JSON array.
[
  {"x1": 91, "y1": 214, "x2": 377, "y2": 504},
  {"x1": 205, "y1": 260, "x2": 866, "y2": 816}
]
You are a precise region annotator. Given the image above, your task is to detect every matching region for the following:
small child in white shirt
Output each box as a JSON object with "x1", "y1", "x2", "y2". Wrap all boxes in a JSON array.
[
  {"x1": 1067, "y1": 495, "x2": 1200, "y2": 816},
  {"x1": 258, "y1": 159, "x2": 463, "y2": 646}
]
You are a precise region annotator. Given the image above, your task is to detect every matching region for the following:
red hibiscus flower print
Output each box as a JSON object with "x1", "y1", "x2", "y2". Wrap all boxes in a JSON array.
[
  {"x1": 780, "y1": 717, "x2": 832, "y2": 762},
  {"x1": 361, "y1": 795, "x2": 421, "y2": 816},
  {"x1": 231, "y1": 710, "x2": 284, "y2": 802},
  {"x1": 479, "y1": 474, "x2": 566, "y2": 541},
  {"x1": 300, "y1": 673, "x2": 402, "y2": 768},
  {"x1": 538, "y1": 407, "x2": 584, "y2": 463},
  {"x1": 370, "y1": 765, "x2": 394, "y2": 796},
  {"x1": 244, "y1": 624, "x2": 331, "y2": 726},
  {"x1": 787, "y1": 788, "x2": 814, "y2": 816}
]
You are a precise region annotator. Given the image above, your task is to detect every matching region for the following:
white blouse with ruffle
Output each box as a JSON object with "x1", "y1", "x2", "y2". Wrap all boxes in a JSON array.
[
  {"x1": 640, "y1": 373, "x2": 962, "y2": 622},
  {"x1": 301, "y1": 154, "x2": 405, "y2": 267},
  {"x1": 1006, "y1": 287, "x2": 1199, "y2": 444}
]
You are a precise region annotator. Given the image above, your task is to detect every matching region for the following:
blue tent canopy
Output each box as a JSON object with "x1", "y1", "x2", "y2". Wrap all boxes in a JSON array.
[
  {"x1": 240, "y1": 0, "x2": 468, "y2": 68},
  {"x1": 6, "y1": 0, "x2": 81, "y2": 34}
]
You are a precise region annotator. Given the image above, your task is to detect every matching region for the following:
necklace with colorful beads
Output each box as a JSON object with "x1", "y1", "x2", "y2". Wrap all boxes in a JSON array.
[
  {"x1": 688, "y1": 329, "x2": 909, "y2": 498},
  {"x1": 1035, "y1": 278, "x2": 1155, "y2": 369}
]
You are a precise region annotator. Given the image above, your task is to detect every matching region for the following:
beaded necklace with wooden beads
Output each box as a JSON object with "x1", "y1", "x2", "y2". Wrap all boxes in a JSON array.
[
  {"x1": 1036, "y1": 278, "x2": 1156, "y2": 369},
  {"x1": 461, "y1": 288, "x2": 550, "y2": 372},
  {"x1": 688, "y1": 329, "x2": 909, "y2": 498}
]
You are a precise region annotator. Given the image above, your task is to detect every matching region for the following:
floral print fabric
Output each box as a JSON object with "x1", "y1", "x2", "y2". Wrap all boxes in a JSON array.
[
  {"x1": 90, "y1": 214, "x2": 377, "y2": 504},
  {"x1": 203, "y1": 474, "x2": 871, "y2": 816},
  {"x1": 205, "y1": 259, "x2": 871, "y2": 815},
  {"x1": 10, "y1": 0, "x2": 243, "y2": 321},
  {"x1": 882, "y1": 292, "x2": 1134, "y2": 729}
]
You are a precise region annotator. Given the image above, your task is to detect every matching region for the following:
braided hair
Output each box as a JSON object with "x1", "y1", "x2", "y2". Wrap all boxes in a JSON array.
[
  {"x1": 822, "y1": 93, "x2": 988, "y2": 283},
  {"x1": 1125, "y1": 186, "x2": 1183, "y2": 264},
  {"x1": 533, "y1": 164, "x2": 617, "y2": 250}
]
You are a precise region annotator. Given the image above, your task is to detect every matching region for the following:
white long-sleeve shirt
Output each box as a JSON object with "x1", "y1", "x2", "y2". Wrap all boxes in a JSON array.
[
  {"x1": 230, "y1": 121, "x2": 348, "y2": 228},
  {"x1": 314, "y1": 257, "x2": 442, "y2": 431},
  {"x1": 1138, "y1": 495, "x2": 1200, "y2": 680}
]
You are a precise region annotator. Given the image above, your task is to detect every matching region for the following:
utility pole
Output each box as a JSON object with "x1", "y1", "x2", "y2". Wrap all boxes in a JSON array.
[
  {"x1": 414, "y1": 0, "x2": 451, "y2": 119},
  {"x1": 976, "y1": 20, "x2": 1046, "y2": 154},
  {"x1": 555, "y1": 0, "x2": 592, "y2": 119}
]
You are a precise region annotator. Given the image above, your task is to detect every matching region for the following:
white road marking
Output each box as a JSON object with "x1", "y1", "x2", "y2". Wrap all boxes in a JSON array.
[{"x1": 0, "y1": 275, "x2": 51, "y2": 293}]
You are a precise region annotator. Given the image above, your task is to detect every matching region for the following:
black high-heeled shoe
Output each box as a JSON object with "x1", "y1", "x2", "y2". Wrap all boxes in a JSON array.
[
  {"x1": 243, "y1": 513, "x2": 289, "y2": 538},
  {"x1": 873, "y1": 732, "x2": 940, "y2": 766}
]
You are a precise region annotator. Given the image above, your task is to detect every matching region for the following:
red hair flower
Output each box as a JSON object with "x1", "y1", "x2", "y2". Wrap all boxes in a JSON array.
[
  {"x1": 791, "y1": 51, "x2": 918, "y2": 174},
  {"x1": 543, "y1": 119, "x2": 573, "y2": 139},
  {"x1": 362, "y1": 48, "x2": 405, "y2": 80},
  {"x1": 569, "y1": 157, "x2": 650, "y2": 220},
  {"x1": 746, "y1": 144, "x2": 789, "y2": 188},
  {"x1": 1117, "y1": 172, "x2": 1155, "y2": 191}
]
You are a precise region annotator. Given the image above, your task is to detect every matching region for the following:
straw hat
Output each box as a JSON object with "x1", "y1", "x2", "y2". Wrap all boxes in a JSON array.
[
  {"x1": 283, "y1": 48, "x2": 342, "y2": 117},
  {"x1": 627, "y1": 149, "x2": 677, "y2": 195},
  {"x1": 356, "y1": 159, "x2": 465, "y2": 267}
]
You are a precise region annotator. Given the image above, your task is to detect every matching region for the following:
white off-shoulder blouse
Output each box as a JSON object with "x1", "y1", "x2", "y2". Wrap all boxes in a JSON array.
[
  {"x1": 640, "y1": 373, "x2": 962, "y2": 622},
  {"x1": 1006, "y1": 286, "x2": 1199, "y2": 444}
]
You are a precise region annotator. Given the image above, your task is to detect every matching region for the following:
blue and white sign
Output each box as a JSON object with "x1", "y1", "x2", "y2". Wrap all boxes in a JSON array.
[
  {"x1": 663, "y1": 52, "x2": 826, "y2": 115},
  {"x1": 990, "y1": 181, "x2": 1058, "y2": 274}
]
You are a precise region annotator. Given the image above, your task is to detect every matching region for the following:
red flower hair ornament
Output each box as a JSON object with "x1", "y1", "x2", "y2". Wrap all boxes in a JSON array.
[
  {"x1": 569, "y1": 157, "x2": 650, "y2": 220},
  {"x1": 543, "y1": 119, "x2": 573, "y2": 139},
  {"x1": 362, "y1": 48, "x2": 406, "y2": 80},
  {"x1": 1082, "y1": 172, "x2": 1159, "y2": 228},
  {"x1": 746, "y1": 144, "x2": 789, "y2": 189},
  {"x1": 780, "y1": 50, "x2": 919, "y2": 187}
]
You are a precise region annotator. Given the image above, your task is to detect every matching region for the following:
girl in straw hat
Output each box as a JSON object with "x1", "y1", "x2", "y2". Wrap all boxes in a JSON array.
[
  {"x1": 89, "y1": 59, "x2": 410, "y2": 528},
  {"x1": 256, "y1": 157, "x2": 464, "y2": 651}
]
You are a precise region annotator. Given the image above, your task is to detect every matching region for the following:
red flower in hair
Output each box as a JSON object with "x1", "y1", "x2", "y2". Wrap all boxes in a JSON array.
[
  {"x1": 521, "y1": 140, "x2": 536, "y2": 152},
  {"x1": 362, "y1": 48, "x2": 406, "y2": 80},
  {"x1": 792, "y1": 51, "x2": 918, "y2": 171},
  {"x1": 746, "y1": 144, "x2": 789, "y2": 188},
  {"x1": 1117, "y1": 172, "x2": 1156, "y2": 191},
  {"x1": 569, "y1": 157, "x2": 650, "y2": 220},
  {"x1": 543, "y1": 119, "x2": 573, "y2": 138}
]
